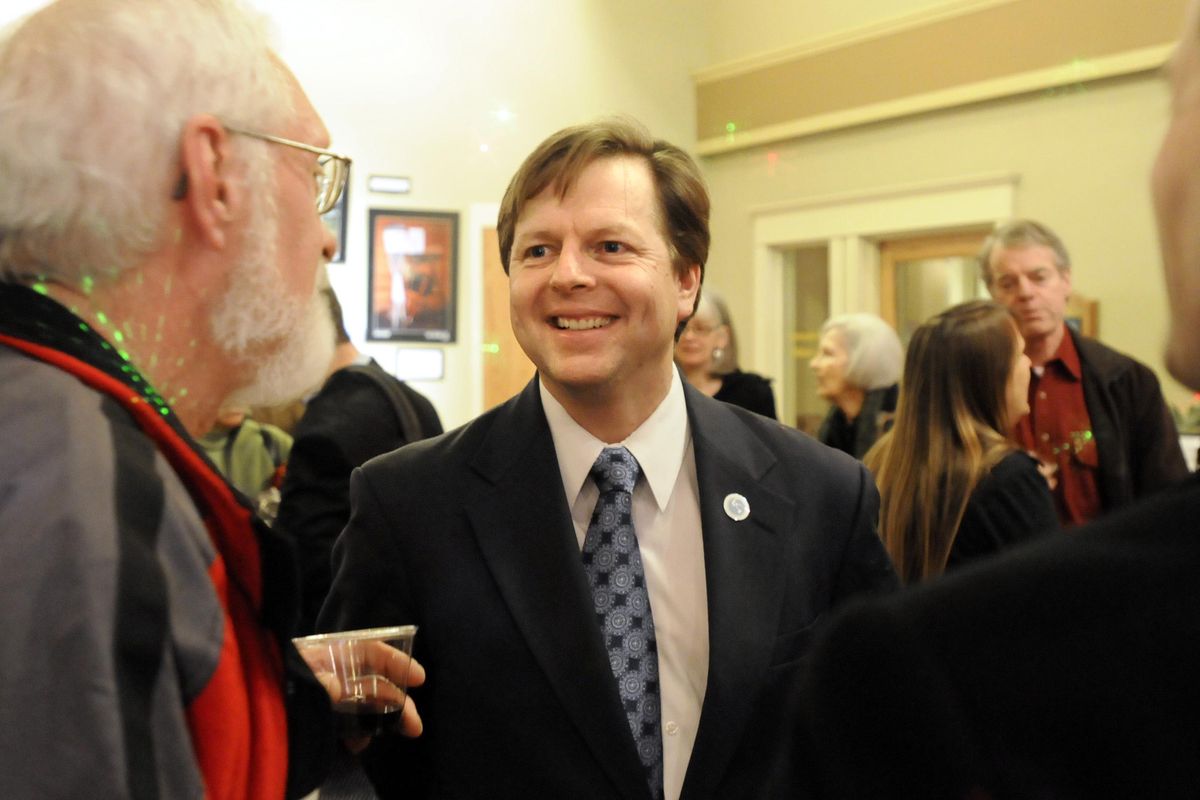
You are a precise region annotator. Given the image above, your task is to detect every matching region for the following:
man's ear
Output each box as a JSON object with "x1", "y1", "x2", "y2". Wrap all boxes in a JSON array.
[
  {"x1": 677, "y1": 262, "x2": 702, "y2": 320},
  {"x1": 177, "y1": 114, "x2": 238, "y2": 250}
]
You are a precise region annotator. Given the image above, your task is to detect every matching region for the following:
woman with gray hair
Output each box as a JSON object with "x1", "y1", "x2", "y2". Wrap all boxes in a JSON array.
[
  {"x1": 811, "y1": 313, "x2": 903, "y2": 459},
  {"x1": 675, "y1": 289, "x2": 777, "y2": 419}
]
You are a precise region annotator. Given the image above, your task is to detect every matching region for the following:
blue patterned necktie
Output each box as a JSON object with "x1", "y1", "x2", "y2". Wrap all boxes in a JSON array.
[{"x1": 582, "y1": 446, "x2": 663, "y2": 800}]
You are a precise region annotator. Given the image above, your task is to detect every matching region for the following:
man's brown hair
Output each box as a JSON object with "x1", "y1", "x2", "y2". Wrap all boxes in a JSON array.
[{"x1": 496, "y1": 117, "x2": 710, "y2": 283}]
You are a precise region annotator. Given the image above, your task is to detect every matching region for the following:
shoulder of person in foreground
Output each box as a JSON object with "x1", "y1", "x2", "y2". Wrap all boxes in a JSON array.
[
  {"x1": 949, "y1": 450, "x2": 1059, "y2": 568},
  {"x1": 800, "y1": 470, "x2": 1200, "y2": 799}
]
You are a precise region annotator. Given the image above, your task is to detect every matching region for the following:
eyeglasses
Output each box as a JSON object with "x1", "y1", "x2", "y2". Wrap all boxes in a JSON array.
[
  {"x1": 224, "y1": 124, "x2": 352, "y2": 215},
  {"x1": 682, "y1": 320, "x2": 716, "y2": 336}
]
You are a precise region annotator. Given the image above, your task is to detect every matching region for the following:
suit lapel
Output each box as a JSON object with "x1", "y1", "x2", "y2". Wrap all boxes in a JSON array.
[
  {"x1": 465, "y1": 379, "x2": 652, "y2": 800},
  {"x1": 680, "y1": 389, "x2": 794, "y2": 798}
]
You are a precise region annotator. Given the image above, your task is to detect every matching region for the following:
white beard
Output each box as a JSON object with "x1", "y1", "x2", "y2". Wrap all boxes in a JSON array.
[{"x1": 209, "y1": 157, "x2": 334, "y2": 408}]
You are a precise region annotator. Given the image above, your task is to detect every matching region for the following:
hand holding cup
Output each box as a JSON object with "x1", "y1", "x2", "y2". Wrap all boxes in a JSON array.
[{"x1": 293, "y1": 626, "x2": 425, "y2": 740}]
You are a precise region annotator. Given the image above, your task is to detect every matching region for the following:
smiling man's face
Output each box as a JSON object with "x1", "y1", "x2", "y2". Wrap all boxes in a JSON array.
[{"x1": 507, "y1": 155, "x2": 699, "y2": 409}]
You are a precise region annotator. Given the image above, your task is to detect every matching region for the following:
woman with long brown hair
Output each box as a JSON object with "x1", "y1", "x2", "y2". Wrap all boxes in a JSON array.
[{"x1": 866, "y1": 300, "x2": 1057, "y2": 584}]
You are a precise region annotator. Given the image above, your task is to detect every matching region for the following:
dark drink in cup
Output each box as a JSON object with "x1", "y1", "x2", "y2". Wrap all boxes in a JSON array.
[
  {"x1": 332, "y1": 696, "x2": 403, "y2": 737},
  {"x1": 292, "y1": 625, "x2": 418, "y2": 737}
]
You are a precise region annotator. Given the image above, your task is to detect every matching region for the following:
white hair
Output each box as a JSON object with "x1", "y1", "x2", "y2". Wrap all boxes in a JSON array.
[
  {"x1": 0, "y1": 0, "x2": 293, "y2": 285},
  {"x1": 820, "y1": 313, "x2": 903, "y2": 391}
]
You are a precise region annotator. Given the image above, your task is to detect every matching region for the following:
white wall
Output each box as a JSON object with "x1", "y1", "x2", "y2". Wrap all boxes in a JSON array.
[
  {"x1": 1, "y1": 0, "x2": 708, "y2": 429},
  {"x1": 254, "y1": 0, "x2": 707, "y2": 427}
]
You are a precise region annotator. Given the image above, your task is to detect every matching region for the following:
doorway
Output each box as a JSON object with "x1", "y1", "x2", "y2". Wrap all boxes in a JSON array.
[{"x1": 879, "y1": 228, "x2": 991, "y2": 344}]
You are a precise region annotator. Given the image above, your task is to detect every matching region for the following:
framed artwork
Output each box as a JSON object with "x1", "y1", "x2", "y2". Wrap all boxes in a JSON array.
[
  {"x1": 1066, "y1": 292, "x2": 1098, "y2": 337},
  {"x1": 322, "y1": 170, "x2": 349, "y2": 263},
  {"x1": 367, "y1": 209, "x2": 458, "y2": 342}
]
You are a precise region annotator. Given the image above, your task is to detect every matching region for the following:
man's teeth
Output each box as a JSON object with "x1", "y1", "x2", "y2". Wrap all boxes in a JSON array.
[{"x1": 556, "y1": 317, "x2": 612, "y2": 330}]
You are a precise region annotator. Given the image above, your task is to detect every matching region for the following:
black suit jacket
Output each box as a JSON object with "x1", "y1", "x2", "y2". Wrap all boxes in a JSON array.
[
  {"x1": 800, "y1": 469, "x2": 1200, "y2": 799},
  {"x1": 319, "y1": 377, "x2": 898, "y2": 799}
]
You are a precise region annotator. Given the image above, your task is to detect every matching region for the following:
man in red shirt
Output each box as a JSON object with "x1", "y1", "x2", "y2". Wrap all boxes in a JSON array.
[{"x1": 980, "y1": 218, "x2": 1187, "y2": 525}]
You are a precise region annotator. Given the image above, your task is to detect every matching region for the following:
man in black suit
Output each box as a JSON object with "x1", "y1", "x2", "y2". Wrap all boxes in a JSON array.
[
  {"x1": 319, "y1": 118, "x2": 898, "y2": 799},
  {"x1": 799, "y1": 5, "x2": 1200, "y2": 796}
]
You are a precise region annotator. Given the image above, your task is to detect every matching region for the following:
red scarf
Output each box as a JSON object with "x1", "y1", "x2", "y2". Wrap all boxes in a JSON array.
[{"x1": 1, "y1": 334, "x2": 290, "y2": 799}]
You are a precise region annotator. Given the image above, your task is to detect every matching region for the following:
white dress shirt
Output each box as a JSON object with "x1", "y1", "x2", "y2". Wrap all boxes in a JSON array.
[{"x1": 540, "y1": 372, "x2": 708, "y2": 800}]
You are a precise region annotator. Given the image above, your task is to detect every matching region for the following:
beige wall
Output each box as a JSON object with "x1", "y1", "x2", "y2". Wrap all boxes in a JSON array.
[
  {"x1": 698, "y1": 0, "x2": 968, "y2": 66},
  {"x1": 0, "y1": 1, "x2": 710, "y2": 429},
  {"x1": 702, "y1": 71, "x2": 1194, "y2": 412},
  {"x1": 259, "y1": 0, "x2": 707, "y2": 427}
]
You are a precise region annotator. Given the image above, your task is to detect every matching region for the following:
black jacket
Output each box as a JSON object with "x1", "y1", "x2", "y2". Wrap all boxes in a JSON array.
[{"x1": 1072, "y1": 328, "x2": 1188, "y2": 510}]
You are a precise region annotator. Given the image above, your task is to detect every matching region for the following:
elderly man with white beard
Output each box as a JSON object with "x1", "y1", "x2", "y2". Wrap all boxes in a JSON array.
[{"x1": 0, "y1": 1, "x2": 422, "y2": 797}]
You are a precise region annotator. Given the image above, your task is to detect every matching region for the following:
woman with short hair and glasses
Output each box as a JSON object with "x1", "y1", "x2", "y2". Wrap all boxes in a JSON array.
[{"x1": 675, "y1": 289, "x2": 777, "y2": 419}]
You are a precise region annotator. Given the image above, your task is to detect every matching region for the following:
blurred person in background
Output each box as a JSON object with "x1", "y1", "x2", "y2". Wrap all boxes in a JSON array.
[
  {"x1": 199, "y1": 405, "x2": 292, "y2": 499},
  {"x1": 981, "y1": 218, "x2": 1187, "y2": 525},
  {"x1": 674, "y1": 288, "x2": 777, "y2": 419},
  {"x1": 811, "y1": 313, "x2": 903, "y2": 459},
  {"x1": 865, "y1": 300, "x2": 1058, "y2": 584}
]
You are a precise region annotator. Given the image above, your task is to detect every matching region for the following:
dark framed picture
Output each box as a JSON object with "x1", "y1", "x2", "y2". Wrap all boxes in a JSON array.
[
  {"x1": 322, "y1": 170, "x2": 349, "y2": 263},
  {"x1": 367, "y1": 209, "x2": 458, "y2": 342}
]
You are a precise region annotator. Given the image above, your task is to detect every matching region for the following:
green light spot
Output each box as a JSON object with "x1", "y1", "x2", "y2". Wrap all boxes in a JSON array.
[
  {"x1": 82, "y1": 276, "x2": 95, "y2": 295},
  {"x1": 100, "y1": 341, "x2": 112, "y2": 350},
  {"x1": 159, "y1": 407, "x2": 170, "y2": 416},
  {"x1": 78, "y1": 322, "x2": 90, "y2": 332},
  {"x1": 482, "y1": 342, "x2": 500, "y2": 354},
  {"x1": 725, "y1": 122, "x2": 737, "y2": 133},
  {"x1": 31, "y1": 282, "x2": 48, "y2": 296},
  {"x1": 112, "y1": 330, "x2": 125, "y2": 343},
  {"x1": 96, "y1": 311, "x2": 108, "y2": 325},
  {"x1": 117, "y1": 349, "x2": 130, "y2": 361}
]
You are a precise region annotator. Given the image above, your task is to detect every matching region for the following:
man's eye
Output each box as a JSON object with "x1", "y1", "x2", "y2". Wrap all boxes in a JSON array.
[
  {"x1": 527, "y1": 245, "x2": 549, "y2": 258},
  {"x1": 600, "y1": 241, "x2": 624, "y2": 254}
]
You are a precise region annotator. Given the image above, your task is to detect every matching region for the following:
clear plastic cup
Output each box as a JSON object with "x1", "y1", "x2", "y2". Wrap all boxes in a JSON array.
[{"x1": 292, "y1": 625, "x2": 418, "y2": 737}]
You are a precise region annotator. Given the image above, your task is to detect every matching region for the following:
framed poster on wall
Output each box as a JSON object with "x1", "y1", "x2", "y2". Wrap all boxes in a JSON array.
[{"x1": 367, "y1": 208, "x2": 458, "y2": 343}]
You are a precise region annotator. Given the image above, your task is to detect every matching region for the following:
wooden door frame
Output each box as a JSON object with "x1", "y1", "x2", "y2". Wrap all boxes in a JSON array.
[{"x1": 878, "y1": 229, "x2": 990, "y2": 328}]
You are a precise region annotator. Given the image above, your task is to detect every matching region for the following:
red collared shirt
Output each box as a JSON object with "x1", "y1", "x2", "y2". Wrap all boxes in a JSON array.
[{"x1": 1013, "y1": 328, "x2": 1102, "y2": 527}]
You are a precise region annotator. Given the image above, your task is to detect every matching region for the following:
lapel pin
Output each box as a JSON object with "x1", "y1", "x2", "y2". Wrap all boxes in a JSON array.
[{"x1": 723, "y1": 493, "x2": 750, "y2": 522}]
